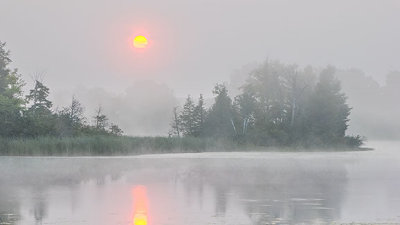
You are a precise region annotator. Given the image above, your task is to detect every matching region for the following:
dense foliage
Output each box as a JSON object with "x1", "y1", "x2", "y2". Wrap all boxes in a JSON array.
[
  {"x1": 0, "y1": 42, "x2": 123, "y2": 138},
  {"x1": 171, "y1": 61, "x2": 363, "y2": 148}
]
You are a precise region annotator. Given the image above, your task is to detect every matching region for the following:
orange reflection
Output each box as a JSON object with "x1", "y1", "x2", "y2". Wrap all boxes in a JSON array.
[{"x1": 133, "y1": 186, "x2": 149, "y2": 225}]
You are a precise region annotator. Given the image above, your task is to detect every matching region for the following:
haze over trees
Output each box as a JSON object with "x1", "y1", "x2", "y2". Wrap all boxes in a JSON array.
[
  {"x1": 335, "y1": 69, "x2": 400, "y2": 139},
  {"x1": 54, "y1": 81, "x2": 177, "y2": 136},
  {"x1": 0, "y1": 42, "x2": 122, "y2": 138},
  {"x1": 2, "y1": 41, "x2": 390, "y2": 150},
  {"x1": 230, "y1": 64, "x2": 400, "y2": 140},
  {"x1": 171, "y1": 60, "x2": 363, "y2": 148}
]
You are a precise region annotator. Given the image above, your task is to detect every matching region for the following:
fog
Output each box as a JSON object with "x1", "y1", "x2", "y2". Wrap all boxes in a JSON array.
[
  {"x1": 1, "y1": 141, "x2": 400, "y2": 224},
  {"x1": 229, "y1": 65, "x2": 400, "y2": 140},
  {"x1": 1, "y1": 0, "x2": 399, "y2": 137},
  {"x1": 2, "y1": 2, "x2": 400, "y2": 224},
  {"x1": 52, "y1": 81, "x2": 177, "y2": 136}
]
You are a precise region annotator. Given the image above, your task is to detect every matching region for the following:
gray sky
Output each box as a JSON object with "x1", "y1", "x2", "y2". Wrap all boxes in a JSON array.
[{"x1": 1, "y1": 0, "x2": 399, "y2": 97}]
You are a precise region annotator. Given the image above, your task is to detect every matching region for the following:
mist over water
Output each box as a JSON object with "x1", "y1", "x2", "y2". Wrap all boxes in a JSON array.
[
  {"x1": 1, "y1": 141, "x2": 399, "y2": 224},
  {"x1": 1, "y1": 1, "x2": 400, "y2": 224}
]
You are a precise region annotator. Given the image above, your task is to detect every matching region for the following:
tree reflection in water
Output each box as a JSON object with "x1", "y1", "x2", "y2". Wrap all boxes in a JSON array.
[
  {"x1": 177, "y1": 158, "x2": 347, "y2": 224},
  {"x1": 0, "y1": 156, "x2": 349, "y2": 224}
]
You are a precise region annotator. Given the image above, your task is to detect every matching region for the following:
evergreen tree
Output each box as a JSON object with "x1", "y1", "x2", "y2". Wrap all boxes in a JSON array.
[
  {"x1": 26, "y1": 80, "x2": 52, "y2": 114},
  {"x1": 0, "y1": 41, "x2": 25, "y2": 137},
  {"x1": 193, "y1": 94, "x2": 206, "y2": 137},
  {"x1": 204, "y1": 84, "x2": 235, "y2": 138},
  {"x1": 24, "y1": 80, "x2": 55, "y2": 136},
  {"x1": 180, "y1": 95, "x2": 196, "y2": 136},
  {"x1": 306, "y1": 66, "x2": 351, "y2": 146}
]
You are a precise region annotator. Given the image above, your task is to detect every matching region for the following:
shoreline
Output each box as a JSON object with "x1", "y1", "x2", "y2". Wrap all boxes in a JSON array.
[{"x1": 0, "y1": 135, "x2": 372, "y2": 157}]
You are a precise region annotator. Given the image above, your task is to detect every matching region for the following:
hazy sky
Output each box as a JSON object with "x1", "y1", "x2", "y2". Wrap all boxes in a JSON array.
[{"x1": 1, "y1": 0, "x2": 399, "y2": 97}]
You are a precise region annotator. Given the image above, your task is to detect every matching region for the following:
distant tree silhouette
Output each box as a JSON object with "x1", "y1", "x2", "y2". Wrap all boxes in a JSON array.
[
  {"x1": 172, "y1": 60, "x2": 363, "y2": 148},
  {"x1": 93, "y1": 106, "x2": 108, "y2": 132},
  {"x1": 193, "y1": 94, "x2": 206, "y2": 137},
  {"x1": 306, "y1": 66, "x2": 351, "y2": 146},
  {"x1": 204, "y1": 84, "x2": 236, "y2": 138},
  {"x1": 179, "y1": 96, "x2": 196, "y2": 136}
]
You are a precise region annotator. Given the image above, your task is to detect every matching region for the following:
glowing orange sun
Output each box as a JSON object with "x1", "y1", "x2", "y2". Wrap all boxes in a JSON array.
[{"x1": 133, "y1": 35, "x2": 148, "y2": 48}]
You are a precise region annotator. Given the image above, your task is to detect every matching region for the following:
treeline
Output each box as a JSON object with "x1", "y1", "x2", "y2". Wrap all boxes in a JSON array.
[
  {"x1": 0, "y1": 42, "x2": 122, "y2": 138},
  {"x1": 170, "y1": 61, "x2": 363, "y2": 148},
  {"x1": 1, "y1": 41, "x2": 363, "y2": 150}
]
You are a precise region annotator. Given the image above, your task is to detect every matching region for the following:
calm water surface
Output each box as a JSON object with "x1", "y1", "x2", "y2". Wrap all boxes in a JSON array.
[{"x1": 1, "y1": 141, "x2": 400, "y2": 225}]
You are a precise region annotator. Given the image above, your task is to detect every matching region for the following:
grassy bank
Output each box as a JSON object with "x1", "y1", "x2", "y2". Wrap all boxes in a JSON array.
[
  {"x1": 0, "y1": 135, "x2": 368, "y2": 156},
  {"x1": 0, "y1": 136, "x2": 241, "y2": 156}
]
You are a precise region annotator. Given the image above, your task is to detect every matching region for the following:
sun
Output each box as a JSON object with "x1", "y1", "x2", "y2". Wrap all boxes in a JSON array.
[{"x1": 133, "y1": 35, "x2": 148, "y2": 48}]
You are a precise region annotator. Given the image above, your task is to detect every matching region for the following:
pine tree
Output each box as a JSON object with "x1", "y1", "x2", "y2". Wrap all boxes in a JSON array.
[
  {"x1": 0, "y1": 41, "x2": 25, "y2": 137},
  {"x1": 180, "y1": 96, "x2": 196, "y2": 136},
  {"x1": 307, "y1": 66, "x2": 351, "y2": 145},
  {"x1": 204, "y1": 84, "x2": 235, "y2": 138},
  {"x1": 193, "y1": 94, "x2": 206, "y2": 137},
  {"x1": 26, "y1": 80, "x2": 52, "y2": 115},
  {"x1": 24, "y1": 80, "x2": 55, "y2": 136}
]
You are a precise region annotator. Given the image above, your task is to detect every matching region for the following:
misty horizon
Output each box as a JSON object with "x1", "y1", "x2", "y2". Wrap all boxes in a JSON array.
[
  {"x1": 2, "y1": 0, "x2": 399, "y2": 137},
  {"x1": 2, "y1": 0, "x2": 399, "y2": 97}
]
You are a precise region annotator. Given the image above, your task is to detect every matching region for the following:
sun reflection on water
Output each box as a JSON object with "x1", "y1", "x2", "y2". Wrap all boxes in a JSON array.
[{"x1": 133, "y1": 185, "x2": 149, "y2": 225}]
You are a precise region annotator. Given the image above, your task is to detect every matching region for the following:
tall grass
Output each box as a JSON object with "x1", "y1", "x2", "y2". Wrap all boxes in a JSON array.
[
  {"x1": 0, "y1": 135, "x2": 369, "y2": 156},
  {"x1": 0, "y1": 136, "x2": 239, "y2": 156}
]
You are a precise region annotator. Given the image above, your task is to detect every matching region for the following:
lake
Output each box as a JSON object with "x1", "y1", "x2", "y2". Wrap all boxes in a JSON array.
[{"x1": 1, "y1": 141, "x2": 399, "y2": 224}]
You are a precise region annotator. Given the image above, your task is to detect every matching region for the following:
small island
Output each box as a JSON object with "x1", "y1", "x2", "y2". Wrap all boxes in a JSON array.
[{"x1": 0, "y1": 42, "x2": 363, "y2": 156}]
